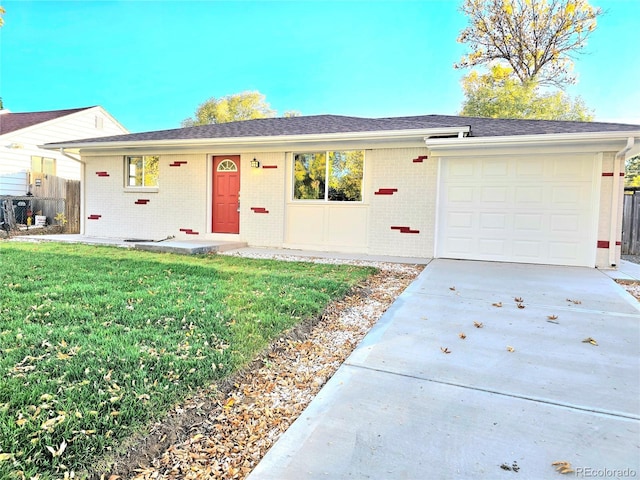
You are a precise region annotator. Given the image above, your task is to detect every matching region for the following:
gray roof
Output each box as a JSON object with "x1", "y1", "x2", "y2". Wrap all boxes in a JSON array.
[
  {"x1": 0, "y1": 107, "x2": 94, "y2": 135},
  {"x1": 44, "y1": 114, "x2": 640, "y2": 146}
]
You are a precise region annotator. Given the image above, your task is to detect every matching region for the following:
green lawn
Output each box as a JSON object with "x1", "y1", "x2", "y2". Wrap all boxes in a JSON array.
[{"x1": 0, "y1": 242, "x2": 375, "y2": 479}]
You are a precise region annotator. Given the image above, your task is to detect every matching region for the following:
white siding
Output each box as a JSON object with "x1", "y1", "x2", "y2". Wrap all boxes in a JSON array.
[
  {"x1": 0, "y1": 171, "x2": 29, "y2": 195},
  {"x1": 0, "y1": 107, "x2": 127, "y2": 180}
]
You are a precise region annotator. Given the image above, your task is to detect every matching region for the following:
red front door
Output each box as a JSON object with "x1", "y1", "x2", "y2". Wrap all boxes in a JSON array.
[{"x1": 212, "y1": 156, "x2": 240, "y2": 234}]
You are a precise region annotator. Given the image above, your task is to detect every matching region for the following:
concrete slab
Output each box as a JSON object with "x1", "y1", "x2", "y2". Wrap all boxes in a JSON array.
[
  {"x1": 7, "y1": 234, "x2": 247, "y2": 255},
  {"x1": 250, "y1": 366, "x2": 639, "y2": 480},
  {"x1": 133, "y1": 240, "x2": 246, "y2": 254},
  {"x1": 605, "y1": 260, "x2": 640, "y2": 281},
  {"x1": 248, "y1": 259, "x2": 640, "y2": 480}
]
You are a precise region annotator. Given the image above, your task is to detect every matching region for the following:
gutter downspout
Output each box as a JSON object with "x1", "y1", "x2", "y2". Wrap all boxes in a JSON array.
[{"x1": 610, "y1": 137, "x2": 635, "y2": 266}]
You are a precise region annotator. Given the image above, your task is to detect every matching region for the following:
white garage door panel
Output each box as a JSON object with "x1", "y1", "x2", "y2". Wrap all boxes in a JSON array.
[{"x1": 438, "y1": 155, "x2": 596, "y2": 267}]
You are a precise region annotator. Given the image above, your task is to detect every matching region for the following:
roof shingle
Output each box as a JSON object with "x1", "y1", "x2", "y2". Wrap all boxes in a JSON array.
[
  {"x1": 44, "y1": 113, "x2": 640, "y2": 146},
  {"x1": 0, "y1": 107, "x2": 94, "y2": 135}
]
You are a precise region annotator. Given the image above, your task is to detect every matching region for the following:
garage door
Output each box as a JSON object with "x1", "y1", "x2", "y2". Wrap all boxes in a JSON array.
[{"x1": 437, "y1": 154, "x2": 597, "y2": 267}]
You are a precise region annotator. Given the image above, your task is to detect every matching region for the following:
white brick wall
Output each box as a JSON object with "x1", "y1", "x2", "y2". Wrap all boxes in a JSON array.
[
  {"x1": 367, "y1": 147, "x2": 435, "y2": 257},
  {"x1": 596, "y1": 151, "x2": 623, "y2": 268},
  {"x1": 80, "y1": 145, "x2": 625, "y2": 268},
  {"x1": 240, "y1": 152, "x2": 286, "y2": 247},
  {"x1": 83, "y1": 153, "x2": 208, "y2": 239}
]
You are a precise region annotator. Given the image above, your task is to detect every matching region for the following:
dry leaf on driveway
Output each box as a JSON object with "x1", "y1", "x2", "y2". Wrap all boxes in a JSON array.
[{"x1": 552, "y1": 460, "x2": 574, "y2": 474}]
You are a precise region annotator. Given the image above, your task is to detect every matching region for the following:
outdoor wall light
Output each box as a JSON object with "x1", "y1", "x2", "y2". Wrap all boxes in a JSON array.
[{"x1": 251, "y1": 158, "x2": 260, "y2": 168}]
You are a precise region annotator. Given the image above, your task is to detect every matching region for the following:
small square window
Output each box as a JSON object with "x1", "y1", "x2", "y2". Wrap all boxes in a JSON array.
[{"x1": 126, "y1": 156, "x2": 159, "y2": 187}]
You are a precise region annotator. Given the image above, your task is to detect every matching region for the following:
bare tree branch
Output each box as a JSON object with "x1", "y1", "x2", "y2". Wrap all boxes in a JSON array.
[{"x1": 454, "y1": 0, "x2": 601, "y2": 87}]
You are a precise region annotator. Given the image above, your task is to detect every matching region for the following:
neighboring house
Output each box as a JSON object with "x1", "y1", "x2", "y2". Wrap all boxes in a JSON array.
[
  {"x1": 44, "y1": 114, "x2": 640, "y2": 268},
  {"x1": 0, "y1": 106, "x2": 128, "y2": 187}
]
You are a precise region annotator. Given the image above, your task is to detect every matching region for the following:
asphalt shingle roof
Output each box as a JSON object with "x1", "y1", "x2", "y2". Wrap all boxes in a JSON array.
[
  {"x1": 44, "y1": 113, "x2": 640, "y2": 146},
  {"x1": 0, "y1": 107, "x2": 94, "y2": 135}
]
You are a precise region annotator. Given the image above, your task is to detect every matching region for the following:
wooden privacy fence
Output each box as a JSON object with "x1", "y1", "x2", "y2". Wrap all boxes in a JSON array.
[
  {"x1": 622, "y1": 189, "x2": 640, "y2": 255},
  {"x1": 0, "y1": 174, "x2": 80, "y2": 233}
]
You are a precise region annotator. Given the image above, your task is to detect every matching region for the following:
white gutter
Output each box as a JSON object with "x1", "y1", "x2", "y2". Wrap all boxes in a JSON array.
[
  {"x1": 425, "y1": 130, "x2": 640, "y2": 149},
  {"x1": 59, "y1": 148, "x2": 84, "y2": 163},
  {"x1": 610, "y1": 136, "x2": 635, "y2": 266}
]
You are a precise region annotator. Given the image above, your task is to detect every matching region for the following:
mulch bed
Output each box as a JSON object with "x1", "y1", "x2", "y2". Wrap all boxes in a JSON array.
[{"x1": 95, "y1": 261, "x2": 423, "y2": 480}]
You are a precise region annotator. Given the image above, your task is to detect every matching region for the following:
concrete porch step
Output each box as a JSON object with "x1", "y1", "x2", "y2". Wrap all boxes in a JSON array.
[{"x1": 133, "y1": 240, "x2": 247, "y2": 255}]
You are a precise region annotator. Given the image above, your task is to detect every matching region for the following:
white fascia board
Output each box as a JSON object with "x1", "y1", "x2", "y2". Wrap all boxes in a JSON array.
[
  {"x1": 42, "y1": 126, "x2": 470, "y2": 154},
  {"x1": 425, "y1": 131, "x2": 640, "y2": 152}
]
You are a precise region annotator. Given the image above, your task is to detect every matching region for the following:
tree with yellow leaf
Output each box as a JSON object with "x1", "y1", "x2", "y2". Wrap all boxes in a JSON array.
[
  {"x1": 0, "y1": 6, "x2": 5, "y2": 28},
  {"x1": 455, "y1": 0, "x2": 602, "y2": 87},
  {"x1": 181, "y1": 91, "x2": 276, "y2": 127},
  {"x1": 460, "y1": 64, "x2": 594, "y2": 121}
]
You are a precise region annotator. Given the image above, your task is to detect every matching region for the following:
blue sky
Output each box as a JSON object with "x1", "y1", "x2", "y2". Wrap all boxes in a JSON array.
[{"x1": 0, "y1": 0, "x2": 638, "y2": 133}]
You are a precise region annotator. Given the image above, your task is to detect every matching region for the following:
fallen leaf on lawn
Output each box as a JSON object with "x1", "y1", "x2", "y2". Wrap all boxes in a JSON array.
[
  {"x1": 46, "y1": 439, "x2": 67, "y2": 458},
  {"x1": 552, "y1": 460, "x2": 574, "y2": 474},
  {"x1": 514, "y1": 297, "x2": 523, "y2": 302},
  {"x1": 0, "y1": 453, "x2": 14, "y2": 462},
  {"x1": 517, "y1": 303, "x2": 525, "y2": 309},
  {"x1": 223, "y1": 397, "x2": 235, "y2": 409},
  {"x1": 458, "y1": 332, "x2": 466, "y2": 339},
  {"x1": 440, "y1": 347, "x2": 451, "y2": 354},
  {"x1": 122, "y1": 264, "x2": 424, "y2": 480},
  {"x1": 582, "y1": 337, "x2": 598, "y2": 346},
  {"x1": 16, "y1": 418, "x2": 27, "y2": 426},
  {"x1": 57, "y1": 352, "x2": 71, "y2": 361},
  {"x1": 492, "y1": 302, "x2": 503, "y2": 307},
  {"x1": 507, "y1": 346, "x2": 515, "y2": 352},
  {"x1": 474, "y1": 321, "x2": 484, "y2": 328}
]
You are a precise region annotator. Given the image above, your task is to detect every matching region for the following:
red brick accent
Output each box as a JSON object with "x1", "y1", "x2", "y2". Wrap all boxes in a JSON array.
[
  {"x1": 135, "y1": 199, "x2": 150, "y2": 205},
  {"x1": 262, "y1": 165, "x2": 278, "y2": 169},
  {"x1": 374, "y1": 188, "x2": 398, "y2": 195},
  {"x1": 179, "y1": 228, "x2": 199, "y2": 235},
  {"x1": 87, "y1": 214, "x2": 102, "y2": 220},
  {"x1": 169, "y1": 161, "x2": 188, "y2": 167},
  {"x1": 391, "y1": 226, "x2": 420, "y2": 234},
  {"x1": 251, "y1": 207, "x2": 269, "y2": 213},
  {"x1": 95, "y1": 171, "x2": 110, "y2": 177},
  {"x1": 602, "y1": 172, "x2": 625, "y2": 176},
  {"x1": 597, "y1": 240, "x2": 623, "y2": 248},
  {"x1": 412, "y1": 155, "x2": 428, "y2": 163}
]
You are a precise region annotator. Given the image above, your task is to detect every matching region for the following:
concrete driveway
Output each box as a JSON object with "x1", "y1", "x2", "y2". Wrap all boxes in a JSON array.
[{"x1": 248, "y1": 259, "x2": 640, "y2": 479}]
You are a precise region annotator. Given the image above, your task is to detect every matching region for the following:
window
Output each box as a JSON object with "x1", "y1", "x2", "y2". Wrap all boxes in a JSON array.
[
  {"x1": 31, "y1": 156, "x2": 56, "y2": 176},
  {"x1": 217, "y1": 159, "x2": 238, "y2": 171},
  {"x1": 126, "y1": 156, "x2": 159, "y2": 187},
  {"x1": 293, "y1": 150, "x2": 364, "y2": 201}
]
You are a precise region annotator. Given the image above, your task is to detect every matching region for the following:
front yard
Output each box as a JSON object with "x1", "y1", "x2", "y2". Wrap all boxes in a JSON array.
[{"x1": 0, "y1": 242, "x2": 375, "y2": 479}]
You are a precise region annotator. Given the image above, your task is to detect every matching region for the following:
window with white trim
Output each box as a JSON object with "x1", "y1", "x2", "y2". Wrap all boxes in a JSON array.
[
  {"x1": 126, "y1": 156, "x2": 159, "y2": 187},
  {"x1": 293, "y1": 150, "x2": 364, "y2": 201}
]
